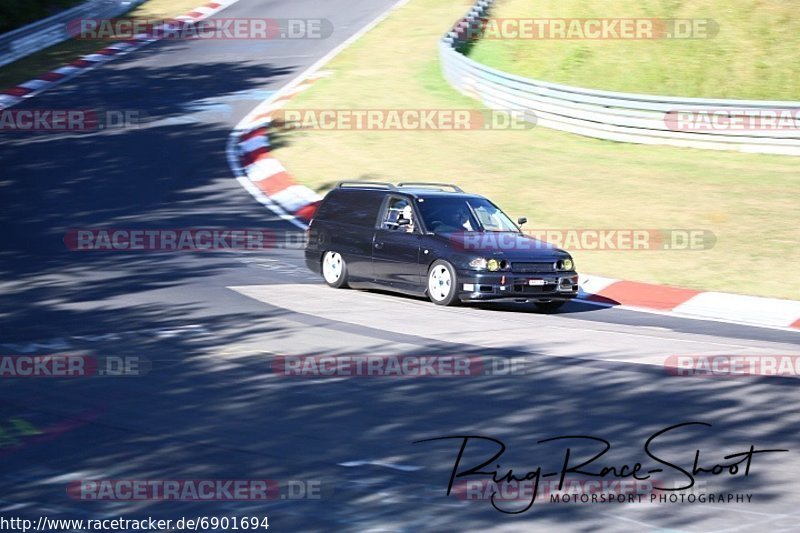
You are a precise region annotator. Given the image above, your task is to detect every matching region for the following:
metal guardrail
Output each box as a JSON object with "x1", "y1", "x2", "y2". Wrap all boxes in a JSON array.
[
  {"x1": 440, "y1": 0, "x2": 800, "y2": 155},
  {"x1": 0, "y1": 0, "x2": 146, "y2": 68}
]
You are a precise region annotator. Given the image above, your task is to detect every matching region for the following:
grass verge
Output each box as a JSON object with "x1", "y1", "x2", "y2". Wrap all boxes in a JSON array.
[
  {"x1": 275, "y1": 0, "x2": 799, "y2": 298},
  {"x1": 468, "y1": 0, "x2": 800, "y2": 100}
]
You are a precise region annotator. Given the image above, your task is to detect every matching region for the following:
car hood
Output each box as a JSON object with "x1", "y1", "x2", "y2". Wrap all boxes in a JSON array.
[{"x1": 443, "y1": 231, "x2": 570, "y2": 260}]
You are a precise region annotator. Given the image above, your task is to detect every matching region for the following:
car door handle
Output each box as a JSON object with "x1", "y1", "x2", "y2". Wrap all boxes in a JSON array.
[{"x1": 374, "y1": 242, "x2": 384, "y2": 249}]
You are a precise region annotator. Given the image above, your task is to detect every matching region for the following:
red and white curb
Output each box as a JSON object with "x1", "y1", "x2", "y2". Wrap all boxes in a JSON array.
[
  {"x1": 228, "y1": 74, "x2": 328, "y2": 230},
  {"x1": 226, "y1": 0, "x2": 411, "y2": 230},
  {"x1": 0, "y1": 0, "x2": 241, "y2": 111},
  {"x1": 579, "y1": 274, "x2": 800, "y2": 330}
]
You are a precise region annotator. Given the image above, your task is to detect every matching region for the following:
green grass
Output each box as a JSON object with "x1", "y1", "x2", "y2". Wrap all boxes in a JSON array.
[
  {"x1": 468, "y1": 0, "x2": 800, "y2": 100},
  {"x1": 0, "y1": 0, "x2": 206, "y2": 90},
  {"x1": 275, "y1": 0, "x2": 799, "y2": 299}
]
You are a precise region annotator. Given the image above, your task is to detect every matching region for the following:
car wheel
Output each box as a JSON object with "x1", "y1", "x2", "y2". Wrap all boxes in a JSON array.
[
  {"x1": 534, "y1": 300, "x2": 565, "y2": 313},
  {"x1": 427, "y1": 260, "x2": 459, "y2": 306},
  {"x1": 322, "y1": 251, "x2": 349, "y2": 288}
]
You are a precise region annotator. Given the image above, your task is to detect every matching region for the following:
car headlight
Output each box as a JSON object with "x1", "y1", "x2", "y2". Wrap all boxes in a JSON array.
[
  {"x1": 487, "y1": 259, "x2": 500, "y2": 272},
  {"x1": 559, "y1": 258, "x2": 574, "y2": 271},
  {"x1": 469, "y1": 257, "x2": 487, "y2": 269}
]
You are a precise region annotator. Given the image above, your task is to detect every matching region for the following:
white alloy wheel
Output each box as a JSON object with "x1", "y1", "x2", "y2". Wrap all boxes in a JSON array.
[
  {"x1": 322, "y1": 251, "x2": 348, "y2": 288},
  {"x1": 427, "y1": 261, "x2": 458, "y2": 305}
]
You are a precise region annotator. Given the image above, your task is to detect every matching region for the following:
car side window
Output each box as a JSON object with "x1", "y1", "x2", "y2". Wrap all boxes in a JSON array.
[{"x1": 380, "y1": 197, "x2": 415, "y2": 233}]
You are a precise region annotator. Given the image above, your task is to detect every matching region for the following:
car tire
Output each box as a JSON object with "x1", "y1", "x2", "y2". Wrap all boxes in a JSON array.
[
  {"x1": 321, "y1": 251, "x2": 349, "y2": 288},
  {"x1": 427, "y1": 260, "x2": 459, "y2": 306},
  {"x1": 534, "y1": 300, "x2": 565, "y2": 313}
]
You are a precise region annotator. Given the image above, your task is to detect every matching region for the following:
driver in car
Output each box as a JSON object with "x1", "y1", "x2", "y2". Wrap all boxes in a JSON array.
[
  {"x1": 451, "y1": 206, "x2": 474, "y2": 231},
  {"x1": 399, "y1": 205, "x2": 415, "y2": 233},
  {"x1": 428, "y1": 205, "x2": 475, "y2": 232}
]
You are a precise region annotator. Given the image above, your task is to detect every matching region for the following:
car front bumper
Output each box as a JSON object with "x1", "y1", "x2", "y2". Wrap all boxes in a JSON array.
[{"x1": 456, "y1": 270, "x2": 579, "y2": 302}]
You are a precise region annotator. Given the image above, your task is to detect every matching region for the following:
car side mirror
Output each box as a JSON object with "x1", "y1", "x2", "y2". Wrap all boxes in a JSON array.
[{"x1": 517, "y1": 217, "x2": 528, "y2": 226}]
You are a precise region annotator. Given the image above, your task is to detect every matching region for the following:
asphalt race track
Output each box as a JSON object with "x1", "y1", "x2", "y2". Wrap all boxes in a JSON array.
[{"x1": 1, "y1": 0, "x2": 799, "y2": 531}]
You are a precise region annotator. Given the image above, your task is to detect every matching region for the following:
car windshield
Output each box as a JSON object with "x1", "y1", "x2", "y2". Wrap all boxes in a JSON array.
[{"x1": 416, "y1": 197, "x2": 519, "y2": 233}]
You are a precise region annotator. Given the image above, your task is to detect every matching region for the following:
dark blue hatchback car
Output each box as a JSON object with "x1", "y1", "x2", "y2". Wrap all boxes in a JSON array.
[{"x1": 304, "y1": 182, "x2": 578, "y2": 311}]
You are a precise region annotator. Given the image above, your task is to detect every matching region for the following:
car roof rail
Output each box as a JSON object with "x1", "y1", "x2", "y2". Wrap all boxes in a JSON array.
[
  {"x1": 336, "y1": 181, "x2": 397, "y2": 190},
  {"x1": 397, "y1": 182, "x2": 464, "y2": 192}
]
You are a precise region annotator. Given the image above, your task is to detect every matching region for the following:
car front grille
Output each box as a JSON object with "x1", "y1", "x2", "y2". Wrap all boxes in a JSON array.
[{"x1": 511, "y1": 261, "x2": 556, "y2": 273}]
